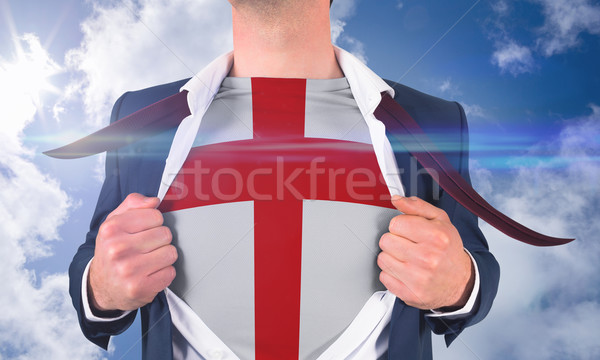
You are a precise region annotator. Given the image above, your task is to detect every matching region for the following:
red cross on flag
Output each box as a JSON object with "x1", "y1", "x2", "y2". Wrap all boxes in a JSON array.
[{"x1": 159, "y1": 78, "x2": 397, "y2": 359}]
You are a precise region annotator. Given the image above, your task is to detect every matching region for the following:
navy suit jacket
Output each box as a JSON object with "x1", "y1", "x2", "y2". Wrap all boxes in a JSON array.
[{"x1": 69, "y1": 78, "x2": 500, "y2": 360}]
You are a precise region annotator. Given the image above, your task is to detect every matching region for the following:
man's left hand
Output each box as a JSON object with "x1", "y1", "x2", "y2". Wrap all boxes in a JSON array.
[{"x1": 378, "y1": 196, "x2": 475, "y2": 311}]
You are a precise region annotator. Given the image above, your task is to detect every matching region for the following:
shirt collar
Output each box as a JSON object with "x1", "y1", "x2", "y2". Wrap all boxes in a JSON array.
[
  {"x1": 180, "y1": 46, "x2": 394, "y2": 117},
  {"x1": 180, "y1": 50, "x2": 234, "y2": 115},
  {"x1": 333, "y1": 46, "x2": 394, "y2": 116}
]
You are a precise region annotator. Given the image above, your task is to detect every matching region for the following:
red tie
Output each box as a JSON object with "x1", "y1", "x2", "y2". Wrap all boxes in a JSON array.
[{"x1": 43, "y1": 90, "x2": 574, "y2": 246}]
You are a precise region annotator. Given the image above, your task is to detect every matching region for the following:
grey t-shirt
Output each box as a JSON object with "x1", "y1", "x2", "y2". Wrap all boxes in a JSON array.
[{"x1": 162, "y1": 77, "x2": 397, "y2": 360}]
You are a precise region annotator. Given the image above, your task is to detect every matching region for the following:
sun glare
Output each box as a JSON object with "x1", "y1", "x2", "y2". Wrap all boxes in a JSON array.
[
  {"x1": 0, "y1": 34, "x2": 62, "y2": 134},
  {"x1": 0, "y1": 34, "x2": 61, "y2": 109}
]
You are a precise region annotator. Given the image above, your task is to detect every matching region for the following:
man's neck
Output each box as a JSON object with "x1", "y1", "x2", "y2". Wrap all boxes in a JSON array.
[{"x1": 228, "y1": 1, "x2": 344, "y2": 79}]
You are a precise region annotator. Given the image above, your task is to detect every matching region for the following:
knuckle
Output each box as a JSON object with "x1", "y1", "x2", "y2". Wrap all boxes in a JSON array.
[
  {"x1": 422, "y1": 253, "x2": 440, "y2": 270},
  {"x1": 114, "y1": 262, "x2": 129, "y2": 277},
  {"x1": 124, "y1": 281, "x2": 141, "y2": 300},
  {"x1": 420, "y1": 273, "x2": 434, "y2": 291},
  {"x1": 169, "y1": 245, "x2": 179, "y2": 263},
  {"x1": 439, "y1": 211, "x2": 450, "y2": 222},
  {"x1": 431, "y1": 219, "x2": 444, "y2": 228},
  {"x1": 157, "y1": 267, "x2": 176, "y2": 291},
  {"x1": 167, "y1": 266, "x2": 176, "y2": 283},
  {"x1": 431, "y1": 228, "x2": 450, "y2": 247},
  {"x1": 162, "y1": 226, "x2": 173, "y2": 243},
  {"x1": 379, "y1": 271, "x2": 387, "y2": 285},
  {"x1": 379, "y1": 233, "x2": 391, "y2": 250},
  {"x1": 125, "y1": 193, "x2": 139, "y2": 204},
  {"x1": 388, "y1": 215, "x2": 401, "y2": 233},
  {"x1": 438, "y1": 232, "x2": 450, "y2": 247},
  {"x1": 99, "y1": 220, "x2": 118, "y2": 239},
  {"x1": 150, "y1": 209, "x2": 164, "y2": 225},
  {"x1": 377, "y1": 252, "x2": 386, "y2": 268},
  {"x1": 105, "y1": 242, "x2": 123, "y2": 260}
]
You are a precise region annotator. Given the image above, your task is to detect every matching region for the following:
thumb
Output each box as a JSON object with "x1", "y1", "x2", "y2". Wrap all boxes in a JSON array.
[{"x1": 107, "y1": 193, "x2": 159, "y2": 220}]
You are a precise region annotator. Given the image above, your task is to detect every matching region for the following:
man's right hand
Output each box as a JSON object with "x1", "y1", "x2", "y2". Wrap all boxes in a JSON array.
[{"x1": 88, "y1": 193, "x2": 178, "y2": 312}]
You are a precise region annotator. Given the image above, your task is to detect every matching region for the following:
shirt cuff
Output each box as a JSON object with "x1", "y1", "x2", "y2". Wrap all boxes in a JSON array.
[
  {"x1": 82, "y1": 258, "x2": 132, "y2": 322},
  {"x1": 426, "y1": 248, "x2": 480, "y2": 318}
]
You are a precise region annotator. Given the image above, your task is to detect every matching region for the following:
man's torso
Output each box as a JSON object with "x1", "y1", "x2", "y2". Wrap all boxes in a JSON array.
[{"x1": 158, "y1": 77, "x2": 397, "y2": 359}]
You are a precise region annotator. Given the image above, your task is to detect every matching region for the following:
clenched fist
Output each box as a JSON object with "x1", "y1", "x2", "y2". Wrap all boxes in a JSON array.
[
  {"x1": 378, "y1": 196, "x2": 475, "y2": 311},
  {"x1": 88, "y1": 193, "x2": 178, "y2": 312}
]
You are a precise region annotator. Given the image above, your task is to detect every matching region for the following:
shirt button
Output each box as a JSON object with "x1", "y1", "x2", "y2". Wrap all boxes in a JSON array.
[{"x1": 208, "y1": 349, "x2": 225, "y2": 360}]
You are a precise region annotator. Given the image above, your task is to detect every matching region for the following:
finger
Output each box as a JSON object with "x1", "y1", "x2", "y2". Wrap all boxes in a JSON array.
[
  {"x1": 377, "y1": 251, "x2": 432, "y2": 295},
  {"x1": 391, "y1": 195, "x2": 448, "y2": 221},
  {"x1": 107, "y1": 193, "x2": 160, "y2": 221},
  {"x1": 379, "y1": 232, "x2": 416, "y2": 263},
  {"x1": 380, "y1": 271, "x2": 428, "y2": 309},
  {"x1": 379, "y1": 271, "x2": 405, "y2": 297},
  {"x1": 112, "y1": 208, "x2": 164, "y2": 234},
  {"x1": 388, "y1": 213, "x2": 437, "y2": 242},
  {"x1": 379, "y1": 271, "x2": 414, "y2": 303},
  {"x1": 139, "y1": 244, "x2": 178, "y2": 277},
  {"x1": 381, "y1": 231, "x2": 453, "y2": 274},
  {"x1": 144, "y1": 265, "x2": 177, "y2": 295},
  {"x1": 129, "y1": 226, "x2": 173, "y2": 254},
  {"x1": 377, "y1": 251, "x2": 406, "y2": 279}
]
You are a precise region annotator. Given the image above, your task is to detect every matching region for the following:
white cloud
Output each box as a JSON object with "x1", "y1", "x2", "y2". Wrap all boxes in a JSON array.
[
  {"x1": 535, "y1": 0, "x2": 600, "y2": 56},
  {"x1": 487, "y1": 2, "x2": 536, "y2": 75},
  {"x1": 62, "y1": 0, "x2": 233, "y2": 127},
  {"x1": 434, "y1": 105, "x2": 600, "y2": 359},
  {"x1": 339, "y1": 35, "x2": 368, "y2": 64},
  {"x1": 491, "y1": 0, "x2": 509, "y2": 16},
  {"x1": 438, "y1": 79, "x2": 452, "y2": 94},
  {"x1": 491, "y1": 41, "x2": 535, "y2": 76},
  {"x1": 330, "y1": 0, "x2": 358, "y2": 27},
  {"x1": 0, "y1": 34, "x2": 103, "y2": 359},
  {"x1": 396, "y1": 2, "x2": 405, "y2": 11},
  {"x1": 330, "y1": 0, "x2": 367, "y2": 63},
  {"x1": 436, "y1": 78, "x2": 463, "y2": 98},
  {"x1": 429, "y1": 79, "x2": 485, "y2": 119},
  {"x1": 57, "y1": 0, "x2": 233, "y2": 184},
  {"x1": 489, "y1": 0, "x2": 600, "y2": 74},
  {"x1": 0, "y1": 34, "x2": 61, "y2": 140},
  {"x1": 330, "y1": 18, "x2": 346, "y2": 46},
  {"x1": 461, "y1": 103, "x2": 486, "y2": 119}
]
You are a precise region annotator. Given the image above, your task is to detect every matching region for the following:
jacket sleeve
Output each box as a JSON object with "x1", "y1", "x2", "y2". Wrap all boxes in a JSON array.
[
  {"x1": 424, "y1": 102, "x2": 501, "y2": 346},
  {"x1": 68, "y1": 92, "x2": 137, "y2": 350}
]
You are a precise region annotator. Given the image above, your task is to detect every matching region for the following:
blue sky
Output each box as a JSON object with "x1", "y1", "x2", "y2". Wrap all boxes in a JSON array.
[{"x1": 1, "y1": 0, "x2": 599, "y2": 359}]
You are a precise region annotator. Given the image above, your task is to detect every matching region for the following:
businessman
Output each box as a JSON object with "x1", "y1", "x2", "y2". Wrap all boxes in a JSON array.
[{"x1": 68, "y1": 1, "x2": 500, "y2": 359}]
